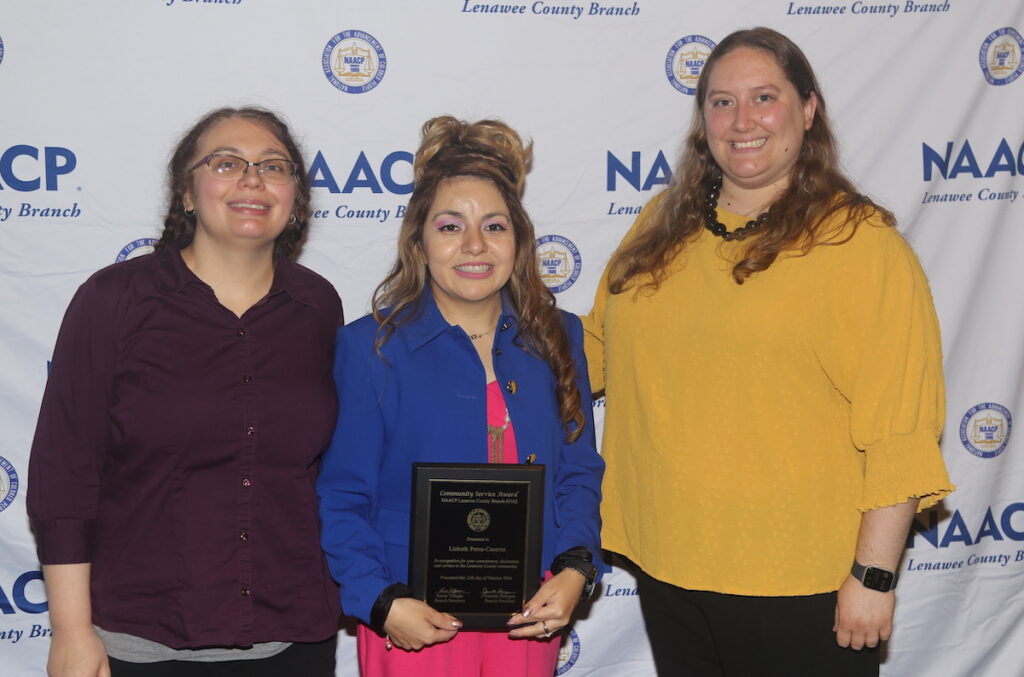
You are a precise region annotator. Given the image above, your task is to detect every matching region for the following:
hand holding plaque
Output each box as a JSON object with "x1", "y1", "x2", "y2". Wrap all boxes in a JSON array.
[{"x1": 409, "y1": 463, "x2": 545, "y2": 629}]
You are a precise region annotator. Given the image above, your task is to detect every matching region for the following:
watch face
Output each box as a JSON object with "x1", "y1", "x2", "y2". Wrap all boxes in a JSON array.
[{"x1": 863, "y1": 567, "x2": 895, "y2": 591}]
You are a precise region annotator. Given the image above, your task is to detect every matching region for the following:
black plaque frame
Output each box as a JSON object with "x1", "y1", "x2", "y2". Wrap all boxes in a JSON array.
[{"x1": 410, "y1": 463, "x2": 545, "y2": 629}]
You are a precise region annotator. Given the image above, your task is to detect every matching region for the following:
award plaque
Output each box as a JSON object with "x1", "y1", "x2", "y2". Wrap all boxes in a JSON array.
[{"x1": 410, "y1": 463, "x2": 544, "y2": 628}]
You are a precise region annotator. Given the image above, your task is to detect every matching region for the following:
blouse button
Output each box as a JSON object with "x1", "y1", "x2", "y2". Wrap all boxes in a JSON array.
[
  {"x1": 242, "y1": 374, "x2": 252, "y2": 383},
  {"x1": 505, "y1": 379, "x2": 517, "y2": 395},
  {"x1": 500, "y1": 321, "x2": 512, "y2": 331},
  {"x1": 245, "y1": 426, "x2": 255, "y2": 436},
  {"x1": 240, "y1": 530, "x2": 249, "y2": 541},
  {"x1": 237, "y1": 328, "x2": 246, "y2": 337},
  {"x1": 240, "y1": 587, "x2": 251, "y2": 597},
  {"x1": 494, "y1": 348, "x2": 503, "y2": 356},
  {"x1": 241, "y1": 477, "x2": 252, "y2": 488}
]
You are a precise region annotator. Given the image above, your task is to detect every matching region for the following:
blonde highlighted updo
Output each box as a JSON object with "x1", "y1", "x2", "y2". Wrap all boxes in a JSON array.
[{"x1": 372, "y1": 115, "x2": 584, "y2": 442}]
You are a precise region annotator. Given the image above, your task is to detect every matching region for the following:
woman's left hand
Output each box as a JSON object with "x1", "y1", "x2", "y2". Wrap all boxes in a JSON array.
[{"x1": 506, "y1": 569, "x2": 586, "y2": 639}]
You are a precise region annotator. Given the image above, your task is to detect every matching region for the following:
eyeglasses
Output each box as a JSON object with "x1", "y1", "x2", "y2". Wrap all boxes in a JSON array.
[{"x1": 189, "y1": 154, "x2": 298, "y2": 184}]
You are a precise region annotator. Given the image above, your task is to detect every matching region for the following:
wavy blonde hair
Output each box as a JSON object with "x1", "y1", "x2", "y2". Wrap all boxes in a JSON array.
[
  {"x1": 373, "y1": 116, "x2": 584, "y2": 442},
  {"x1": 608, "y1": 27, "x2": 893, "y2": 293}
]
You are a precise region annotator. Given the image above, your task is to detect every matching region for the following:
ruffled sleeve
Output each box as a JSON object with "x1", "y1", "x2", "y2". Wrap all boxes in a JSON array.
[{"x1": 814, "y1": 216, "x2": 954, "y2": 512}]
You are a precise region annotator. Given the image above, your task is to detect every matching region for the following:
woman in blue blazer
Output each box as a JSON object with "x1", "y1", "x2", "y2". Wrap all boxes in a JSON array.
[{"x1": 317, "y1": 116, "x2": 604, "y2": 676}]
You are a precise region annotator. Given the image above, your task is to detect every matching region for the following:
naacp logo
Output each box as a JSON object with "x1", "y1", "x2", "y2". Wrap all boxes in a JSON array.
[
  {"x1": 537, "y1": 234, "x2": 582, "y2": 294},
  {"x1": 467, "y1": 508, "x2": 491, "y2": 532},
  {"x1": 322, "y1": 30, "x2": 387, "y2": 94},
  {"x1": 960, "y1": 403, "x2": 1012, "y2": 459},
  {"x1": 980, "y1": 27, "x2": 1024, "y2": 86},
  {"x1": 116, "y1": 237, "x2": 158, "y2": 263},
  {"x1": 0, "y1": 456, "x2": 19, "y2": 513},
  {"x1": 555, "y1": 628, "x2": 582, "y2": 675},
  {"x1": 666, "y1": 35, "x2": 716, "y2": 95}
]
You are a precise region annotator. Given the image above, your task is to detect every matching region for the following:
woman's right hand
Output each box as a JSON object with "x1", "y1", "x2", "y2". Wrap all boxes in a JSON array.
[
  {"x1": 382, "y1": 597, "x2": 462, "y2": 651},
  {"x1": 47, "y1": 625, "x2": 109, "y2": 677}
]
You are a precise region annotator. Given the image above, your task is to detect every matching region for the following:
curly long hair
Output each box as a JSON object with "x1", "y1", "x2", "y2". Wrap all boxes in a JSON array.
[
  {"x1": 608, "y1": 27, "x2": 893, "y2": 292},
  {"x1": 155, "y1": 106, "x2": 311, "y2": 259},
  {"x1": 373, "y1": 115, "x2": 584, "y2": 442}
]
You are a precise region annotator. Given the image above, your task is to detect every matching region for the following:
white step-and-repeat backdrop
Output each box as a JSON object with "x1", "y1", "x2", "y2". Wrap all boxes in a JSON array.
[{"x1": 2, "y1": 1, "x2": 1022, "y2": 675}]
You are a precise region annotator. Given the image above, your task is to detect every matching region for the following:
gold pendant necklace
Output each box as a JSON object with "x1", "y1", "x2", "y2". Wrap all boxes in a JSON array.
[{"x1": 487, "y1": 409, "x2": 511, "y2": 463}]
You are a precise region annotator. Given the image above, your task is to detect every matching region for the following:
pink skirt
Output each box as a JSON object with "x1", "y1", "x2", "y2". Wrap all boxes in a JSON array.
[{"x1": 357, "y1": 623, "x2": 561, "y2": 677}]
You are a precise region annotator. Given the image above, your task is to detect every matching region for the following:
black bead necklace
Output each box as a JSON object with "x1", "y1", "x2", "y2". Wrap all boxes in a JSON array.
[{"x1": 703, "y1": 177, "x2": 769, "y2": 241}]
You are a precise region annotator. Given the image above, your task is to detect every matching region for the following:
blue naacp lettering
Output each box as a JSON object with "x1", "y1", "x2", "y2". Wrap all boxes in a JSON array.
[
  {"x1": 907, "y1": 503, "x2": 1024, "y2": 549},
  {"x1": 607, "y1": 151, "x2": 673, "y2": 191},
  {"x1": 344, "y1": 55, "x2": 366, "y2": 73},
  {"x1": 309, "y1": 151, "x2": 413, "y2": 194},
  {"x1": 0, "y1": 145, "x2": 77, "y2": 191},
  {"x1": 0, "y1": 571, "x2": 47, "y2": 614},
  {"x1": 979, "y1": 423, "x2": 999, "y2": 441},
  {"x1": 684, "y1": 58, "x2": 705, "y2": 76},
  {"x1": 541, "y1": 256, "x2": 561, "y2": 274},
  {"x1": 922, "y1": 139, "x2": 1024, "y2": 180},
  {"x1": 995, "y1": 46, "x2": 1010, "y2": 66}
]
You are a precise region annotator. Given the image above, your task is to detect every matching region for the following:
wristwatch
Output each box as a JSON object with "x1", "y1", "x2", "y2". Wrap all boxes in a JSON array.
[
  {"x1": 552, "y1": 547, "x2": 599, "y2": 599},
  {"x1": 851, "y1": 561, "x2": 899, "y2": 592}
]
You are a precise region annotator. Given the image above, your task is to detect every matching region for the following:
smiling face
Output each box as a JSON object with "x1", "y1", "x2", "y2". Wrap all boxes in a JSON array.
[
  {"x1": 183, "y1": 116, "x2": 296, "y2": 253},
  {"x1": 420, "y1": 176, "x2": 516, "y2": 322},
  {"x1": 703, "y1": 46, "x2": 817, "y2": 202}
]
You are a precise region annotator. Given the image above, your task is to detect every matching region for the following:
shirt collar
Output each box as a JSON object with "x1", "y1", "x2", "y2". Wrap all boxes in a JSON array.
[
  {"x1": 154, "y1": 238, "x2": 319, "y2": 309},
  {"x1": 269, "y1": 255, "x2": 320, "y2": 309},
  {"x1": 401, "y1": 291, "x2": 518, "y2": 352}
]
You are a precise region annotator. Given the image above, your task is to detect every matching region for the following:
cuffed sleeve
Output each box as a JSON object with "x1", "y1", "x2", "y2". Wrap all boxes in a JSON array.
[
  {"x1": 317, "y1": 325, "x2": 395, "y2": 625},
  {"x1": 28, "y1": 275, "x2": 117, "y2": 564},
  {"x1": 552, "y1": 313, "x2": 606, "y2": 573}
]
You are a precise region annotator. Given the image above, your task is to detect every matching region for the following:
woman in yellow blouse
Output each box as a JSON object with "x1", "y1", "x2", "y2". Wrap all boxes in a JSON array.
[{"x1": 585, "y1": 27, "x2": 953, "y2": 676}]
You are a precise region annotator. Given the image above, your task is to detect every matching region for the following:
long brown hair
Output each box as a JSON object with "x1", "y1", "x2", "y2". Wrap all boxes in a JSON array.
[
  {"x1": 608, "y1": 27, "x2": 893, "y2": 292},
  {"x1": 373, "y1": 115, "x2": 584, "y2": 442},
  {"x1": 155, "y1": 106, "x2": 311, "y2": 259}
]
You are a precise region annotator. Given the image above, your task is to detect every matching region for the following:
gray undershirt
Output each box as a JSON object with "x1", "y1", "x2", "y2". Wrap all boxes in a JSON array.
[{"x1": 95, "y1": 626, "x2": 289, "y2": 663}]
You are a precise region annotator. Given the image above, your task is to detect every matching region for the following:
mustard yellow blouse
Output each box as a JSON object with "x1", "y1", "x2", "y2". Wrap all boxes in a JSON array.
[{"x1": 584, "y1": 198, "x2": 954, "y2": 596}]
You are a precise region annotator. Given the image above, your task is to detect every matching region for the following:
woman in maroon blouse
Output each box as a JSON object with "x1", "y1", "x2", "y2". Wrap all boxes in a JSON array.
[{"x1": 27, "y1": 107, "x2": 343, "y2": 676}]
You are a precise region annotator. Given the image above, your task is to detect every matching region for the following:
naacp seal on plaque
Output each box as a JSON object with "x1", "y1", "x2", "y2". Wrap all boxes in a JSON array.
[{"x1": 467, "y1": 507, "x2": 491, "y2": 532}]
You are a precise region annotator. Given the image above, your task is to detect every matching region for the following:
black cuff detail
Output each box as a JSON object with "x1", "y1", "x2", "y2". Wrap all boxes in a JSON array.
[
  {"x1": 369, "y1": 582, "x2": 413, "y2": 634},
  {"x1": 550, "y1": 546, "x2": 594, "y2": 573}
]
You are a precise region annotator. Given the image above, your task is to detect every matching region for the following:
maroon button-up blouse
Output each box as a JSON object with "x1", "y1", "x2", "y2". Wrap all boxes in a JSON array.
[{"x1": 27, "y1": 242, "x2": 343, "y2": 649}]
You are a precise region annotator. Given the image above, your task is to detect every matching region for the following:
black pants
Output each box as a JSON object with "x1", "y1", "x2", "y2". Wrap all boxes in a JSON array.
[
  {"x1": 635, "y1": 568, "x2": 879, "y2": 677},
  {"x1": 108, "y1": 635, "x2": 337, "y2": 677}
]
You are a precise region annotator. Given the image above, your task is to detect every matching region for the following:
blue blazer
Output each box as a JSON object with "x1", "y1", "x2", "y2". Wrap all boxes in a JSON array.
[{"x1": 317, "y1": 293, "x2": 604, "y2": 624}]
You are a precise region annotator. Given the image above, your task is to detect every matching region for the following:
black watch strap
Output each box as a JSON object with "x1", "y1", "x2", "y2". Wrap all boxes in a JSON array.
[
  {"x1": 551, "y1": 547, "x2": 598, "y2": 599},
  {"x1": 851, "y1": 561, "x2": 898, "y2": 592}
]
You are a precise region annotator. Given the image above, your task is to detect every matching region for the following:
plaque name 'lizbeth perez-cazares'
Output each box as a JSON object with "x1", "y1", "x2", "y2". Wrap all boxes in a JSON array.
[{"x1": 410, "y1": 463, "x2": 545, "y2": 629}]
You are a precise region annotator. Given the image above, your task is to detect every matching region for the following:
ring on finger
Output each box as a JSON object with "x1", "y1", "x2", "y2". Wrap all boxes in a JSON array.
[{"x1": 542, "y1": 621, "x2": 553, "y2": 638}]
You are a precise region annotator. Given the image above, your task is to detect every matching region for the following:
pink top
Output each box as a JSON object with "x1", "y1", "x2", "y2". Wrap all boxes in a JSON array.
[{"x1": 486, "y1": 380, "x2": 518, "y2": 464}]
